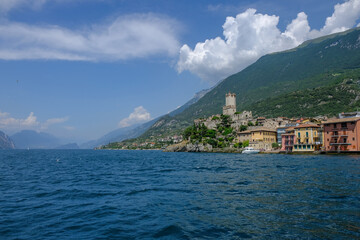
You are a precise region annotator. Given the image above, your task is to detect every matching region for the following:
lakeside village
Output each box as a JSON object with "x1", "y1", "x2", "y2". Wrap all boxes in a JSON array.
[
  {"x1": 104, "y1": 92, "x2": 360, "y2": 153},
  {"x1": 165, "y1": 92, "x2": 360, "y2": 153}
]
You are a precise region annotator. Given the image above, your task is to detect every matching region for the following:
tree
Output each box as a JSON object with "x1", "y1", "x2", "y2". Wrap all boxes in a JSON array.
[
  {"x1": 240, "y1": 125, "x2": 247, "y2": 131},
  {"x1": 206, "y1": 129, "x2": 216, "y2": 138},
  {"x1": 272, "y1": 142, "x2": 280, "y2": 149},
  {"x1": 223, "y1": 127, "x2": 233, "y2": 135},
  {"x1": 183, "y1": 125, "x2": 195, "y2": 139},
  {"x1": 234, "y1": 142, "x2": 242, "y2": 148},
  {"x1": 243, "y1": 140, "x2": 249, "y2": 147}
]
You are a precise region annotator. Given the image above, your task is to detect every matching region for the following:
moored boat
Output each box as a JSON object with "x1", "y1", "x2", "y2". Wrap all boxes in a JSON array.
[{"x1": 242, "y1": 147, "x2": 260, "y2": 154}]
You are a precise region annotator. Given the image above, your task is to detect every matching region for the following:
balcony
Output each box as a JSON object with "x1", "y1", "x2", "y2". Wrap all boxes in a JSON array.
[
  {"x1": 331, "y1": 134, "x2": 348, "y2": 137},
  {"x1": 330, "y1": 143, "x2": 351, "y2": 145}
]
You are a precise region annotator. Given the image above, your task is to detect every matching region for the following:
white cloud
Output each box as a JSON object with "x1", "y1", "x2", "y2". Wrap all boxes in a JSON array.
[
  {"x1": 118, "y1": 106, "x2": 151, "y2": 128},
  {"x1": 177, "y1": 0, "x2": 360, "y2": 84},
  {"x1": 0, "y1": 14, "x2": 180, "y2": 61},
  {"x1": 321, "y1": 0, "x2": 360, "y2": 35},
  {"x1": 0, "y1": 111, "x2": 68, "y2": 131},
  {"x1": 0, "y1": 111, "x2": 39, "y2": 129}
]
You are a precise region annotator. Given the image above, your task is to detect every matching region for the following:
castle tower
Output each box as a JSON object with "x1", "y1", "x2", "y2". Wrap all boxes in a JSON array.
[{"x1": 223, "y1": 92, "x2": 236, "y2": 115}]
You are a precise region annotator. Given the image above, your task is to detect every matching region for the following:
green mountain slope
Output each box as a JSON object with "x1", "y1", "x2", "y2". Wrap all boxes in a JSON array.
[
  {"x1": 129, "y1": 27, "x2": 360, "y2": 142},
  {"x1": 250, "y1": 74, "x2": 360, "y2": 117}
]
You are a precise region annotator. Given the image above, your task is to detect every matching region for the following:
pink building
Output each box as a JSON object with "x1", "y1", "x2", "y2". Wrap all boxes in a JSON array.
[
  {"x1": 323, "y1": 117, "x2": 360, "y2": 152},
  {"x1": 281, "y1": 127, "x2": 296, "y2": 152}
]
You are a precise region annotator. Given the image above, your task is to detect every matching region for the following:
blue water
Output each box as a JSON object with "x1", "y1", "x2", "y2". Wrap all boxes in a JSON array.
[{"x1": 0, "y1": 150, "x2": 359, "y2": 239}]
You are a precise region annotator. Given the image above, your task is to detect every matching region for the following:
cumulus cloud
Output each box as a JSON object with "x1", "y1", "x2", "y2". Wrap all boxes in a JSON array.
[
  {"x1": 0, "y1": 111, "x2": 68, "y2": 131},
  {"x1": 118, "y1": 106, "x2": 151, "y2": 128},
  {"x1": 178, "y1": 0, "x2": 360, "y2": 84},
  {"x1": 0, "y1": 14, "x2": 180, "y2": 61}
]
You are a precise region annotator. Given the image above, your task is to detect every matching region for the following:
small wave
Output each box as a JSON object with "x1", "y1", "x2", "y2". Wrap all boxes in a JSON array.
[{"x1": 153, "y1": 224, "x2": 188, "y2": 239}]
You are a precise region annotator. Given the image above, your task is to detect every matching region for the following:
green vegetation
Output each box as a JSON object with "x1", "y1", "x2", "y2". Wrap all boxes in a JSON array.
[
  {"x1": 272, "y1": 142, "x2": 280, "y2": 149},
  {"x1": 240, "y1": 125, "x2": 247, "y2": 131},
  {"x1": 250, "y1": 76, "x2": 360, "y2": 117},
  {"x1": 104, "y1": 28, "x2": 360, "y2": 148},
  {"x1": 182, "y1": 122, "x2": 246, "y2": 150}
]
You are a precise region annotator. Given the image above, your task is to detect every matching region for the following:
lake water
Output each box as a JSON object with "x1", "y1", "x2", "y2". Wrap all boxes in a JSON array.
[{"x1": 0, "y1": 150, "x2": 359, "y2": 239}]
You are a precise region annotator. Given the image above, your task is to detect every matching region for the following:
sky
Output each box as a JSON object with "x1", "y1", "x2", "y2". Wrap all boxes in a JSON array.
[{"x1": 1, "y1": 0, "x2": 360, "y2": 143}]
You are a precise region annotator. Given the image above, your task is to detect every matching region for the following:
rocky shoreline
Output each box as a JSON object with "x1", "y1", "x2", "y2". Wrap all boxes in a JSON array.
[{"x1": 165, "y1": 141, "x2": 246, "y2": 153}]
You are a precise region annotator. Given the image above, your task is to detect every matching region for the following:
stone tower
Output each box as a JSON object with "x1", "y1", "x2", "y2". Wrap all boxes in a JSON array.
[{"x1": 223, "y1": 92, "x2": 236, "y2": 115}]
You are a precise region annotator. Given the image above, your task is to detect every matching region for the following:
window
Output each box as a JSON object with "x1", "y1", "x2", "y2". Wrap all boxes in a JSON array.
[
  {"x1": 333, "y1": 123, "x2": 337, "y2": 129},
  {"x1": 344, "y1": 138, "x2": 347, "y2": 143},
  {"x1": 294, "y1": 145, "x2": 297, "y2": 149},
  {"x1": 307, "y1": 145, "x2": 310, "y2": 149},
  {"x1": 341, "y1": 122, "x2": 347, "y2": 128},
  {"x1": 298, "y1": 132, "x2": 300, "y2": 138},
  {"x1": 327, "y1": 139, "x2": 329, "y2": 142},
  {"x1": 353, "y1": 137, "x2": 355, "y2": 141},
  {"x1": 306, "y1": 132, "x2": 309, "y2": 137},
  {"x1": 327, "y1": 131, "x2": 329, "y2": 134},
  {"x1": 306, "y1": 139, "x2": 309, "y2": 144}
]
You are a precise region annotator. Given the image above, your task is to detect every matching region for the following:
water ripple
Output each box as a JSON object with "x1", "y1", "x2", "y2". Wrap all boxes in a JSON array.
[{"x1": 0, "y1": 150, "x2": 359, "y2": 239}]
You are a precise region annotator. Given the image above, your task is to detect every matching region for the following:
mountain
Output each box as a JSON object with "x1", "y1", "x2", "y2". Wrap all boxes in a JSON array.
[
  {"x1": 81, "y1": 88, "x2": 210, "y2": 149},
  {"x1": 11, "y1": 130, "x2": 60, "y2": 149},
  {"x1": 168, "y1": 88, "x2": 212, "y2": 117},
  {"x1": 131, "y1": 27, "x2": 360, "y2": 141},
  {"x1": 54, "y1": 143, "x2": 79, "y2": 149},
  {"x1": 80, "y1": 119, "x2": 158, "y2": 149},
  {"x1": 0, "y1": 131, "x2": 15, "y2": 149}
]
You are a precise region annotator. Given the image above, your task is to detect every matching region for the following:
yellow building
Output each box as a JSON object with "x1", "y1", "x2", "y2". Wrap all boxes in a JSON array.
[
  {"x1": 249, "y1": 127, "x2": 277, "y2": 150},
  {"x1": 293, "y1": 124, "x2": 321, "y2": 152}
]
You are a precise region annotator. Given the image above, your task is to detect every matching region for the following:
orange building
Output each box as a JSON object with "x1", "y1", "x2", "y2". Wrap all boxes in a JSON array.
[{"x1": 323, "y1": 117, "x2": 360, "y2": 152}]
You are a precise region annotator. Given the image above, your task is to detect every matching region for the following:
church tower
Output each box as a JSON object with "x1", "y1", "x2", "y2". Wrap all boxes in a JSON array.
[{"x1": 223, "y1": 92, "x2": 236, "y2": 115}]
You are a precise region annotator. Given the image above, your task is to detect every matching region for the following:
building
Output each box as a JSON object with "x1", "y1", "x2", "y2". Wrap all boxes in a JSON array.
[
  {"x1": 238, "y1": 130, "x2": 251, "y2": 143},
  {"x1": 277, "y1": 123, "x2": 298, "y2": 144},
  {"x1": 293, "y1": 124, "x2": 321, "y2": 152},
  {"x1": 280, "y1": 127, "x2": 296, "y2": 152},
  {"x1": 249, "y1": 127, "x2": 277, "y2": 150},
  {"x1": 338, "y1": 111, "x2": 360, "y2": 118},
  {"x1": 256, "y1": 117, "x2": 266, "y2": 125},
  {"x1": 223, "y1": 92, "x2": 236, "y2": 115},
  {"x1": 323, "y1": 117, "x2": 360, "y2": 152}
]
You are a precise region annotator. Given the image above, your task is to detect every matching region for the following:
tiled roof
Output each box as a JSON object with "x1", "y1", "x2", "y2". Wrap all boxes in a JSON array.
[
  {"x1": 238, "y1": 130, "x2": 251, "y2": 134},
  {"x1": 294, "y1": 123, "x2": 320, "y2": 129},
  {"x1": 322, "y1": 117, "x2": 360, "y2": 124},
  {"x1": 250, "y1": 127, "x2": 277, "y2": 132}
]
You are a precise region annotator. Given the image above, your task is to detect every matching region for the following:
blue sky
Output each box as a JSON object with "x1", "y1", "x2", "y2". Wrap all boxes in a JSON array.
[{"x1": 0, "y1": 0, "x2": 359, "y2": 143}]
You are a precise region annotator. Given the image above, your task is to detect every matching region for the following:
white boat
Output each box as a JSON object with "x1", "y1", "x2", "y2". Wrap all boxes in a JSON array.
[{"x1": 242, "y1": 147, "x2": 260, "y2": 154}]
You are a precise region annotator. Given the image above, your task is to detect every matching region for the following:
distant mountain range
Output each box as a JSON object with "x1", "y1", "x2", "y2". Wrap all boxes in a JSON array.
[
  {"x1": 11, "y1": 130, "x2": 61, "y2": 149},
  {"x1": 126, "y1": 27, "x2": 360, "y2": 142},
  {"x1": 54, "y1": 143, "x2": 79, "y2": 149},
  {"x1": 80, "y1": 88, "x2": 211, "y2": 149},
  {"x1": 0, "y1": 131, "x2": 15, "y2": 149}
]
